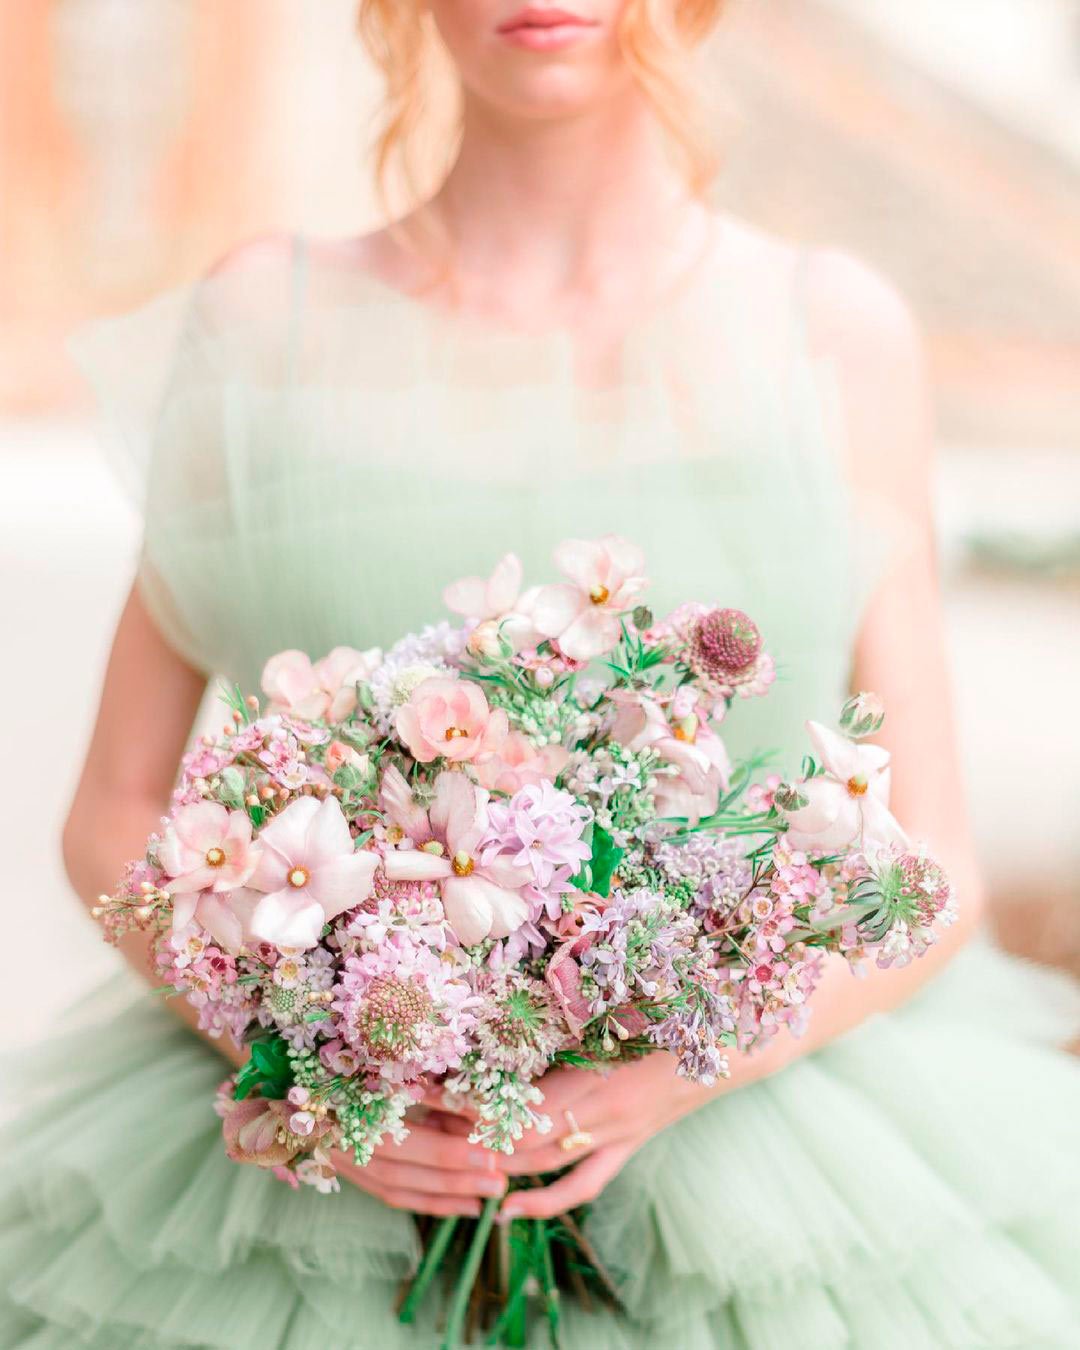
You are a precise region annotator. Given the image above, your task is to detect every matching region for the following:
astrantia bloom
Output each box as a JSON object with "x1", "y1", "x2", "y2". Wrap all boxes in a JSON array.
[
  {"x1": 396, "y1": 676, "x2": 509, "y2": 765},
  {"x1": 473, "y1": 973, "x2": 568, "y2": 1077},
  {"x1": 248, "y1": 796, "x2": 378, "y2": 949},
  {"x1": 531, "y1": 535, "x2": 647, "y2": 661}
]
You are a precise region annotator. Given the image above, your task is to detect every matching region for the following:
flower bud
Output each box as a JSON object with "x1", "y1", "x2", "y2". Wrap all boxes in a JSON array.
[{"x1": 839, "y1": 692, "x2": 885, "y2": 739}]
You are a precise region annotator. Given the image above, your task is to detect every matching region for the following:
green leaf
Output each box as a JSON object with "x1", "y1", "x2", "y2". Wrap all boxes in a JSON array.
[
  {"x1": 333, "y1": 763, "x2": 365, "y2": 792},
  {"x1": 234, "y1": 1035, "x2": 292, "y2": 1101},
  {"x1": 218, "y1": 765, "x2": 246, "y2": 808},
  {"x1": 589, "y1": 826, "x2": 624, "y2": 898}
]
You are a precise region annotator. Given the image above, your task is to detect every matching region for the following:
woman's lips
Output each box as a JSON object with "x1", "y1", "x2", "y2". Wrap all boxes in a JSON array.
[{"x1": 496, "y1": 7, "x2": 599, "y2": 51}]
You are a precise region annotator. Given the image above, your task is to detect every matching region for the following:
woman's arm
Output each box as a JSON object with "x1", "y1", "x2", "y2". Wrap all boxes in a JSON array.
[
  {"x1": 65, "y1": 581, "x2": 503, "y2": 1211},
  {"x1": 495, "y1": 248, "x2": 988, "y2": 1218}
]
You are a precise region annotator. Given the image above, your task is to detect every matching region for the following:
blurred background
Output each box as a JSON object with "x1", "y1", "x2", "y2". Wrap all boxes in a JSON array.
[{"x1": 2, "y1": 0, "x2": 1079, "y2": 1043}]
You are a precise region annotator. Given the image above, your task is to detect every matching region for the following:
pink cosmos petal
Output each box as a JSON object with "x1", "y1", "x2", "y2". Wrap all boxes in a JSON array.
[
  {"x1": 171, "y1": 891, "x2": 199, "y2": 931},
  {"x1": 488, "y1": 553, "x2": 523, "y2": 614},
  {"x1": 553, "y1": 539, "x2": 605, "y2": 593},
  {"x1": 197, "y1": 892, "x2": 245, "y2": 953},
  {"x1": 443, "y1": 575, "x2": 490, "y2": 617},
  {"x1": 859, "y1": 795, "x2": 909, "y2": 850},
  {"x1": 304, "y1": 795, "x2": 356, "y2": 867},
  {"x1": 600, "y1": 535, "x2": 646, "y2": 585},
  {"x1": 256, "y1": 794, "x2": 321, "y2": 860},
  {"x1": 382, "y1": 850, "x2": 453, "y2": 883},
  {"x1": 453, "y1": 875, "x2": 529, "y2": 941},
  {"x1": 379, "y1": 765, "x2": 432, "y2": 842},
  {"x1": 806, "y1": 721, "x2": 864, "y2": 782},
  {"x1": 174, "y1": 801, "x2": 229, "y2": 853},
  {"x1": 440, "y1": 877, "x2": 496, "y2": 946},
  {"x1": 531, "y1": 583, "x2": 585, "y2": 638},
  {"x1": 249, "y1": 889, "x2": 326, "y2": 950},
  {"x1": 429, "y1": 773, "x2": 486, "y2": 854},
  {"x1": 556, "y1": 610, "x2": 622, "y2": 661},
  {"x1": 304, "y1": 850, "x2": 378, "y2": 919}
]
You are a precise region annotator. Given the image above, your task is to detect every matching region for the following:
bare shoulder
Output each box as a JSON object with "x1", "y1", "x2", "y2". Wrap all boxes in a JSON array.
[
  {"x1": 203, "y1": 229, "x2": 297, "y2": 282},
  {"x1": 801, "y1": 245, "x2": 923, "y2": 367}
]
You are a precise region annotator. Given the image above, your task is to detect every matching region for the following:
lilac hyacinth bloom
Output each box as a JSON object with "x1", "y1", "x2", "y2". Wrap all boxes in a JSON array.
[{"x1": 480, "y1": 781, "x2": 591, "y2": 917}]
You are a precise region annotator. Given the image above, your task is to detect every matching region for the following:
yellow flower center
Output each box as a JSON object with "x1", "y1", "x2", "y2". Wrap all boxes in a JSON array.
[
  {"x1": 422, "y1": 840, "x2": 445, "y2": 856},
  {"x1": 444, "y1": 726, "x2": 468, "y2": 741},
  {"x1": 288, "y1": 866, "x2": 310, "y2": 888},
  {"x1": 452, "y1": 850, "x2": 475, "y2": 877},
  {"x1": 846, "y1": 775, "x2": 869, "y2": 798},
  {"x1": 589, "y1": 584, "x2": 610, "y2": 606},
  {"x1": 205, "y1": 846, "x2": 226, "y2": 868}
]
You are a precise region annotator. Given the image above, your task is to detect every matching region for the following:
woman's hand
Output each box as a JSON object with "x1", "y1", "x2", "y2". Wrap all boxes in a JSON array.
[
  {"x1": 334, "y1": 1108, "x2": 509, "y2": 1217},
  {"x1": 434, "y1": 1055, "x2": 718, "y2": 1222}
]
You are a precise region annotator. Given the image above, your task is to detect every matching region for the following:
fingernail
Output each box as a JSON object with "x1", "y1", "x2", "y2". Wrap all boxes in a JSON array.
[
  {"x1": 499, "y1": 1202, "x2": 522, "y2": 1222},
  {"x1": 479, "y1": 1176, "x2": 506, "y2": 1196},
  {"x1": 469, "y1": 1149, "x2": 495, "y2": 1170}
]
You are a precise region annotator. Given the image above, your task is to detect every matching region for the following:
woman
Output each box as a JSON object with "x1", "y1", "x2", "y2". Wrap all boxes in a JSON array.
[{"x1": 5, "y1": 2, "x2": 1079, "y2": 1346}]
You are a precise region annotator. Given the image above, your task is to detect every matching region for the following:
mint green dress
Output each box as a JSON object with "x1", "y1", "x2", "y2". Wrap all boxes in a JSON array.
[{"x1": 4, "y1": 235, "x2": 1079, "y2": 1349}]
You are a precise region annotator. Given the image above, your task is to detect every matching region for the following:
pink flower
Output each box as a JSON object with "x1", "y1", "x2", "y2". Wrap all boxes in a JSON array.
[
  {"x1": 382, "y1": 773, "x2": 530, "y2": 946},
  {"x1": 779, "y1": 721, "x2": 907, "y2": 854},
  {"x1": 248, "y1": 795, "x2": 378, "y2": 949},
  {"x1": 261, "y1": 646, "x2": 382, "y2": 722},
  {"x1": 444, "y1": 553, "x2": 546, "y2": 654},
  {"x1": 395, "y1": 677, "x2": 508, "y2": 765},
  {"x1": 530, "y1": 536, "x2": 647, "y2": 661},
  {"x1": 610, "y1": 691, "x2": 731, "y2": 826},
  {"x1": 545, "y1": 940, "x2": 593, "y2": 1039},
  {"x1": 473, "y1": 731, "x2": 569, "y2": 795},
  {"x1": 324, "y1": 740, "x2": 368, "y2": 777},
  {"x1": 161, "y1": 803, "x2": 259, "y2": 895},
  {"x1": 444, "y1": 552, "x2": 524, "y2": 621}
]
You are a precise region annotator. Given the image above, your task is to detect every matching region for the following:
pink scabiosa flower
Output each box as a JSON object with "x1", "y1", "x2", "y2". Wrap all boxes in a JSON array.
[
  {"x1": 248, "y1": 795, "x2": 378, "y2": 949},
  {"x1": 531, "y1": 536, "x2": 648, "y2": 662},
  {"x1": 261, "y1": 646, "x2": 382, "y2": 722},
  {"x1": 332, "y1": 936, "x2": 476, "y2": 1080},
  {"x1": 778, "y1": 721, "x2": 907, "y2": 855},
  {"x1": 473, "y1": 731, "x2": 570, "y2": 795},
  {"x1": 382, "y1": 772, "x2": 531, "y2": 946},
  {"x1": 395, "y1": 676, "x2": 508, "y2": 765},
  {"x1": 685, "y1": 607, "x2": 775, "y2": 704}
]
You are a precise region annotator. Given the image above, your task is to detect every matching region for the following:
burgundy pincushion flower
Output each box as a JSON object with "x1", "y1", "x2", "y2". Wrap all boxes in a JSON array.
[{"x1": 690, "y1": 608, "x2": 762, "y2": 678}]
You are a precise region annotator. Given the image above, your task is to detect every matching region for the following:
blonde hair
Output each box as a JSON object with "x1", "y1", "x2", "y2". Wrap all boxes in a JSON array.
[{"x1": 357, "y1": 0, "x2": 726, "y2": 213}]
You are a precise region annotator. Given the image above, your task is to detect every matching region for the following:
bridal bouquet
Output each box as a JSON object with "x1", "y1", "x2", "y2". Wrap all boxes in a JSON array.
[{"x1": 97, "y1": 536, "x2": 955, "y2": 1346}]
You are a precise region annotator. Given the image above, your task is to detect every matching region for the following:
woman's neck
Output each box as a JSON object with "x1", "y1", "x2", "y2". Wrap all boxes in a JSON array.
[{"x1": 421, "y1": 87, "x2": 714, "y2": 327}]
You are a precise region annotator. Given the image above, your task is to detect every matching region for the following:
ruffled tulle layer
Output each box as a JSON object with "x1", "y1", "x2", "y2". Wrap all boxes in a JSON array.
[{"x1": 3, "y1": 936, "x2": 1079, "y2": 1349}]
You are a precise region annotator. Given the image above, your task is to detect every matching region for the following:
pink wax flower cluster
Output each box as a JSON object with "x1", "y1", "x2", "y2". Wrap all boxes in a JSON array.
[{"x1": 96, "y1": 536, "x2": 954, "y2": 1189}]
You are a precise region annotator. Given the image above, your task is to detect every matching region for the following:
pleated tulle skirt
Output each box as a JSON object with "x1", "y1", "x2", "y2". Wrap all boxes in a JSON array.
[{"x1": 3, "y1": 934, "x2": 1079, "y2": 1350}]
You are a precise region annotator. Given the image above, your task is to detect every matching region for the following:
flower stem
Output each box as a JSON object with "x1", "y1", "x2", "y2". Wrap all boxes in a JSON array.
[
  {"x1": 441, "y1": 1198, "x2": 499, "y2": 1349},
  {"x1": 398, "y1": 1215, "x2": 460, "y2": 1325}
]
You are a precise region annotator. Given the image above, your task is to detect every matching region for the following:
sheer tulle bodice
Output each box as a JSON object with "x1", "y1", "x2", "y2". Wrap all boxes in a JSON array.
[{"x1": 67, "y1": 232, "x2": 889, "y2": 769}]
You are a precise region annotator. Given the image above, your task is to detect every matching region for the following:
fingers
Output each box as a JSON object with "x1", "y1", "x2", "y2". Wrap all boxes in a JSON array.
[
  {"x1": 373, "y1": 1122, "x2": 500, "y2": 1174},
  {"x1": 363, "y1": 1155, "x2": 508, "y2": 1200},
  {"x1": 366, "y1": 1184, "x2": 484, "y2": 1218},
  {"x1": 498, "y1": 1142, "x2": 638, "y2": 1221}
]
